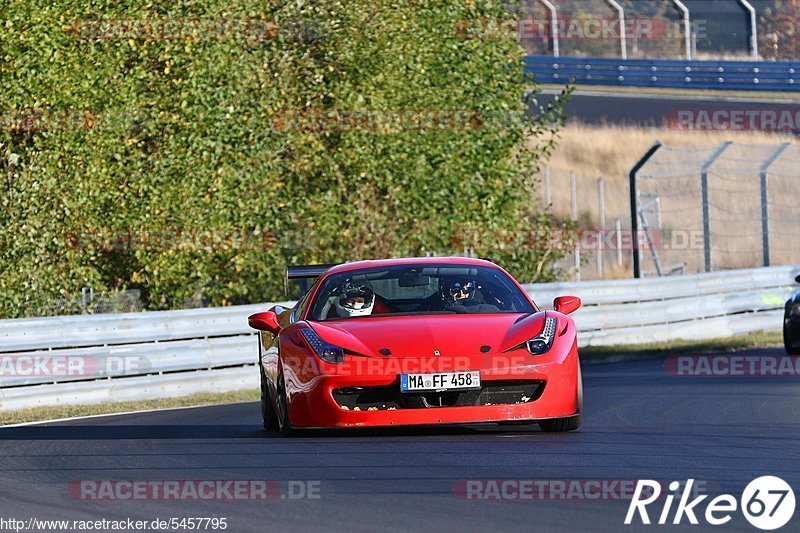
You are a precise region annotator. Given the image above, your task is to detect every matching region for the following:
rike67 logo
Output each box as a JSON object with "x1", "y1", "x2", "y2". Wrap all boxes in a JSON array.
[{"x1": 626, "y1": 477, "x2": 795, "y2": 530}]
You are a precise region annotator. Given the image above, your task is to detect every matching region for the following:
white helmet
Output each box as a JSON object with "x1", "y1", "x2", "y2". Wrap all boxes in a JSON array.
[{"x1": 333, "y1": 281, "x2": 375, "y2": 318}]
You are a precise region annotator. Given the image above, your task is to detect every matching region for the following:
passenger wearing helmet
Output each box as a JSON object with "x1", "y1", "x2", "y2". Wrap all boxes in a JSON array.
[
  {"x1": 439, "y1": 277, "x2": 499, "y2": 313},
  {"x1": 441, "y1": 279, "x2": 478, "y2": 305},
  {"x1": 331, "y1": 280, "x2": 375, "y2": 318}
]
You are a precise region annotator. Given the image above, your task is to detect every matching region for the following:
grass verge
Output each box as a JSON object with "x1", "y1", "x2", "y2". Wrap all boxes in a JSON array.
[
  {"x1": 581, "y1": 329, "x2": 783, "y2": 363},
  {"x1": 0, "y1": 389, "x2": 259, "y2": 426}
]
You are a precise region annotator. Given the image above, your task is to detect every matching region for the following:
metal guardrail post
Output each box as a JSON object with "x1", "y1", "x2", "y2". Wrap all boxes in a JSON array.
[
  {"x1": 699, "y1": 142, "x2": 732, "y2": 273},
  {"x1": 671, "y1": 0, "x2": 692, "y2": 60},
  {"x1": 759, "y1": 143, "x2": 790, "y2": 267},
  {"x1": 538, "y1": 0, "x2": 559, "y2": 57},
  {"x1": 738, "y1": 0, "x2": 759, "y2": 60},
  {"x1": 629, "y1": 141, "x2": 662, "y2": 278},
  {"x1": 604, "y1": 0, "x2": 627, "y2": 59}
]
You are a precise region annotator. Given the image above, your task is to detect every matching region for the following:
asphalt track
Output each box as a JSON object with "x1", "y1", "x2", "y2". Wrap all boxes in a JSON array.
[
  {"x1": 1, "y1": 348, "x2": 798, "y2": 532},
  {"x1": 534, "y1": 90, "x2": 800, "y2": 129}
]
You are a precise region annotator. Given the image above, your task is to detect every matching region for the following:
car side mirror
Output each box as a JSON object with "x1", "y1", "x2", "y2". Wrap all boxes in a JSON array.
[
  {"x1": 796, "y1": 274, "x2": 800, "y2": 284},
  {"x1": 248, "y1": 311, "x2": 281, "y2": 335},
  {"x1": 553, "y1": 295, "x2": 581, "y2": 315}
]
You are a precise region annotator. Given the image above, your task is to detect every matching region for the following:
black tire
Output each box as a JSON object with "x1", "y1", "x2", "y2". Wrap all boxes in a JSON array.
[
  {"x1": 275, "y1": 374, "x2": 294, "y2": 437},
  {"x1": 785, "y1": 326, "x2": 800, "y2": 355},
  {"x1": 260, "y1": 370, "x2": 278, "y2": 430}
]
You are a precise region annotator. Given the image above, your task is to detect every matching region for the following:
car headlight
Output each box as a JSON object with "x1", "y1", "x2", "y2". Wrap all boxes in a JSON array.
[
  {"x1": 526, "y1": 316, "x2": 557, "y2": 355},
  {"x1": 300, "y1": 328, "x2": 345, "y2": 364}
]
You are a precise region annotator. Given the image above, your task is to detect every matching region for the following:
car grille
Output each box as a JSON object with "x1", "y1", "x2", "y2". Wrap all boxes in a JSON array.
[{"x1": 332, "y1": 380, "x2": 545, "y2": 411}]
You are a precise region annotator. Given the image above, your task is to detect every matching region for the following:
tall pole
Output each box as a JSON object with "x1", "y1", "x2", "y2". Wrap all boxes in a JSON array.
[
  {"x1": 538, "y1": 0, "x2": 559, "y2": 57},
  {"x1": 605, "y1": 0, "x2": 627, "y2": 59},
  {"x1": 671, "y1": 0, "x2": 692, "y2": 60}
]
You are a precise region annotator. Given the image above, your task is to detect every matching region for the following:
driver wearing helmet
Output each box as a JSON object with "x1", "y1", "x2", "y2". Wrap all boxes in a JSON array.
[{"x1": 332, "y1": 280, "x2": 375, "y2": 318}]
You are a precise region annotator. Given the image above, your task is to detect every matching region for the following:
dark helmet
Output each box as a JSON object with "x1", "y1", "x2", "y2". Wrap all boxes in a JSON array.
[{"x1": 440, "y1": 278, "x2": 477, "y2": 304}]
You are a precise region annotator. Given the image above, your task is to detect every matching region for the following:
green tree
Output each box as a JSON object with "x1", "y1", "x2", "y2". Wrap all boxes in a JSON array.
[{"x1": 0, "y1": 0, "x2": 571, "y2": 318}]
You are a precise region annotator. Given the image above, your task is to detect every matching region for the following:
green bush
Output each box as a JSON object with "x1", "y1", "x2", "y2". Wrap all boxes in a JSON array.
[{"x1": 0, "y1": 1, "x2": 572, "y2": 318}]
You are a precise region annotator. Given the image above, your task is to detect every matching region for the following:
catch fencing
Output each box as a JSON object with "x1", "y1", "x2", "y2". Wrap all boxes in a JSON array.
[
  {"x1": 1, "y1": 266, "x2": 796, "y2": 411},
  {"x1": 631, "y1": 141, "x2": 800, "y2": 278}
]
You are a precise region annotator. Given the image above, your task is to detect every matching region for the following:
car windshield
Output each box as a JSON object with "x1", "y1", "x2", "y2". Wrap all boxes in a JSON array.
[{"x1": 307, "y1": 264, "x2": 535, "y2": 321}]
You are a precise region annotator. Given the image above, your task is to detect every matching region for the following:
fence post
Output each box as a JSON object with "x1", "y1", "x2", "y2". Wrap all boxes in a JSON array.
[
  {"x1": 737, "y1": 0, "x2": 759, "y2": 59},
  {"x1": 615, "y1": 218, "x2": 623, "y2": 267},
  {"x1": 604, "y1": 0, "x2": 627, "y2": 59},
  {"x1": 544, "y1": 166, "x2": 552, "y2": 206},
  {"x1": 571, "y1": 171, "x2": 580, "y2": 281},
  {"x1": 699, "y1": 142, "x2": 732, "y2": 273},
  {"x1": 629, "y1": 141, "x2": 662, "y2": 278},
  {"x1": 671, "y1": 0, "x2": 692, "y2": 60},
  {"x1": 538, "y1": 0, "x2": 559, "y2": 57},
  {"x1": 759, "y1": 143, "x2": 790, "y2": 267},
  {"x1": 597, "y1": 177, "x2": 605, "y2": 277}
]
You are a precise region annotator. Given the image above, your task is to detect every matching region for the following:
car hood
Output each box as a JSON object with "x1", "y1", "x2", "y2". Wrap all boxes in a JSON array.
[{"x1": 308, "y1": 313, "x2": 547, "y2": 357}]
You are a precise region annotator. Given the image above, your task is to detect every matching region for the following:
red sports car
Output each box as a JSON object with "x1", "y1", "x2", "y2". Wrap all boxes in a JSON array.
[{"x1": 248, "y1": 257, "x2": 582, "y2": 434}]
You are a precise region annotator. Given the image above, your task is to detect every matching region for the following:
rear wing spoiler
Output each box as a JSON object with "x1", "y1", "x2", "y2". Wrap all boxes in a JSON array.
[
  {"x1": 285, "y1": 264, "x2": 338, "y2": 295},
  {"x1": 286, "y1": 264, "x2": 338, "y2": 280}
]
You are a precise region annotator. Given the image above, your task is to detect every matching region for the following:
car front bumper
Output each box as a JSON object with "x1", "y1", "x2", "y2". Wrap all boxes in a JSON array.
[{"x1": 283, "y1": 340, "x2": 581, "y2": 429}]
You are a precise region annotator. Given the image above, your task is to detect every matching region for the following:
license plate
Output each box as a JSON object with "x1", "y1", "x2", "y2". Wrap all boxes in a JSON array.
[{"x1": 400, "y1": 371, "x2": 481, "y2": 392}]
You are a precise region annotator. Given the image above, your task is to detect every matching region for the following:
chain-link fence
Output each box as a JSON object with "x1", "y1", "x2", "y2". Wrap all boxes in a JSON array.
[
  {"x1": 540, "y1": 165, "x2": 632, "y2": 281},
  {"x1": 540, "y1": 141, "x2": 800, "y2": 280},
  {"x1": 634, "y1": 141, "x2": 800, "y2": 277}
]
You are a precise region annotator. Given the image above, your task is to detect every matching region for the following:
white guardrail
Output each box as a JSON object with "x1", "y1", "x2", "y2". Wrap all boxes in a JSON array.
[{"x1": 1, "y1": 266, "x2": 797, "y2": 411}]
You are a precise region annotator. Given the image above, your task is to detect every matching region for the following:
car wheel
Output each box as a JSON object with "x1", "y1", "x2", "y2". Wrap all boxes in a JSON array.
[
  {"x1": 785, "y1": 326, "x2": 799, "y2": 355},
  {"x1": 275, "y1": 374, "x2": 294, "y2": 437},
  {"x1": 260, "y1": 370, "x2": 278, "y2": 430}
]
